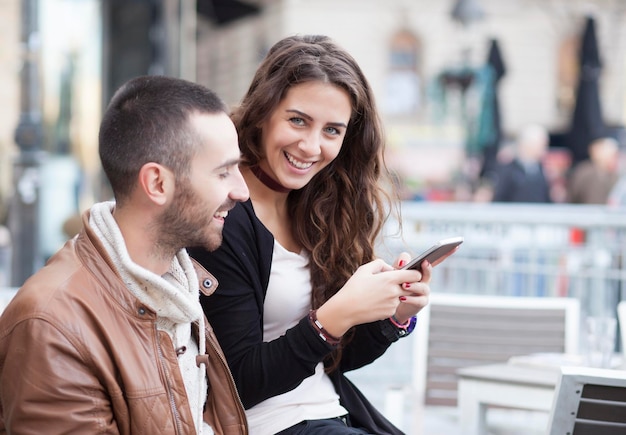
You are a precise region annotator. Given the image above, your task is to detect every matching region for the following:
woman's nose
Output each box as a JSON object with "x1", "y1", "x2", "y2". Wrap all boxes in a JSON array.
[{"x1": 298, "y1": 131, "x2": 322, "y2": 156}]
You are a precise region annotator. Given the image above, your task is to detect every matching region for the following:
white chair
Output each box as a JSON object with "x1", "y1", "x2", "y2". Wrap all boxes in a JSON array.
[
  {"x1": 352, "y1": 293, "x2": 581, "y2": 434},
  {"x1": 0, "y1": 287, "x2": 19, "y2": 314},
  {"x1": 618, "y1": 300, "x2": 626, "y2": 355},
  {"x1": 412, "y1": 293, "x2": 581, "y2": 408},
  {"x1": 547, "y1": 365, "x2": 626, "y2": 435}
]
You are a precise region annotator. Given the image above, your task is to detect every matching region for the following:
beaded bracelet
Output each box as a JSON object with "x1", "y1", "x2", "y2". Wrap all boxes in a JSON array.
[
  {"x1": 389, "y1": 314, "x2": 411, "y2": 329},
  {"x1": 309, "y1": 310, "x2": 342, "y2": 346}
]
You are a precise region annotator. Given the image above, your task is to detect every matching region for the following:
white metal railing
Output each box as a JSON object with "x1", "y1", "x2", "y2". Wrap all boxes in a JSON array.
[{"x1": 379, "y1": 201, "x2": 626, "y2": 320}]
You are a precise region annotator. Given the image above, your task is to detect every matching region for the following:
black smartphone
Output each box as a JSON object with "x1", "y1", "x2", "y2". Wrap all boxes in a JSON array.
[{"x1": 401, "y1": 236, "x2": 464, "y2": 271}]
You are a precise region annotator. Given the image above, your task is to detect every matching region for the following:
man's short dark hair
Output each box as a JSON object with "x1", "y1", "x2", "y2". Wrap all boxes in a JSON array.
[{"x1": 99, "y1": 75, "x2": 228, "y2": 202}]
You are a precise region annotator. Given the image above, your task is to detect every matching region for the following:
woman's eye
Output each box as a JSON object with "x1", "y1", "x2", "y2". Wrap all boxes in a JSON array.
[
  {"x1": 325, "y1": 126, "x2": 340, "y2": 135},
  {"x1": 289, "y1": 117, "x2": 305, "y2": 126}
]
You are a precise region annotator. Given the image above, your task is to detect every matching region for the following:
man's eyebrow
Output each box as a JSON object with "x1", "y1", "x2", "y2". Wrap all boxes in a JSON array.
[
  {"x1": 286, "y1": 109, "x2": 348, "y2": 129},
  {"x1": 215, "y1": 158, "x2": 242, "y2": 171}
]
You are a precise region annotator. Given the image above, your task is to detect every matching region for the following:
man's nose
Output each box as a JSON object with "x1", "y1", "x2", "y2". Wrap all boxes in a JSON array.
[{"x1": 231, "y1": 172, "x2": 249, "y2": 202}]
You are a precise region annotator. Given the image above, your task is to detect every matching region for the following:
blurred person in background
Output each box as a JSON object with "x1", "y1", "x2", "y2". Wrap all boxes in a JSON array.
[
  {"x1": 0, "y1": 76, "x2": 249, "y2": 434},
  {"x1": 567, "y1": 136, "x2": 619, "y2": 204},
  {"x1": 188, "y1": 35, "x2": 442, "y2": 435},
  {"x1": 490, "y1": 124, "x2": 553, "y2": 203}
]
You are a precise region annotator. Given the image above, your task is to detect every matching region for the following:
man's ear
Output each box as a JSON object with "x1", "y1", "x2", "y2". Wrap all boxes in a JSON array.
[{"x1": 137, "y1": 162, "x2": 174, "y2": 206}]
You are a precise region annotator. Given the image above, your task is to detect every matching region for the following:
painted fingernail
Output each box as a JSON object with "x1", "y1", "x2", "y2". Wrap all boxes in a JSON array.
[
  {"x1": 399, "y1": 296, "x2": 407, "y2": 301},
  {"x1": 399, "y1": 259, "x2": 406, "y2": 267},
  {"x1": 403, "y1": 282, "x2": 411, "y2": 289}
]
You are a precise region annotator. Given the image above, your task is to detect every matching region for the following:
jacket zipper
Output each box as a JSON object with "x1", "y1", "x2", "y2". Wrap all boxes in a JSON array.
[{"x1": 156, "y1": 326, "x2": 184, "y2": 435}]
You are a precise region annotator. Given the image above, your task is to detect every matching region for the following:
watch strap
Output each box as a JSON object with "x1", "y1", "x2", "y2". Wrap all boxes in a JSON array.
[{"x1": 380, "y1": 316, "x2": 417, "y2": 342}]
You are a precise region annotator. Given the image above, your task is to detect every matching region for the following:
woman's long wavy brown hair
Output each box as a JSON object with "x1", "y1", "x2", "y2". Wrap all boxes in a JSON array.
[{"x1": 232, "y1": 35, "x2": 396, "y2": 371}]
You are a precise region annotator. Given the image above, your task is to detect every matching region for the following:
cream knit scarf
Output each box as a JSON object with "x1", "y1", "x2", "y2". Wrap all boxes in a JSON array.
[{"x1": 89, "y1": 201, "x2": 211, "y2": 434}]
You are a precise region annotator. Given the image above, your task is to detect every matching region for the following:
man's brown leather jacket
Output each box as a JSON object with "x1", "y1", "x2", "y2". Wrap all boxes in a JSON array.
[{"x1": 0, "y1": 211, "x2": 248, "y2": 434}]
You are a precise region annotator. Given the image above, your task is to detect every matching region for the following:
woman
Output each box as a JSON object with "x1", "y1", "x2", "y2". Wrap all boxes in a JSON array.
[{"x1": 189, "y1": 35, "x2": 438, "y2": 435}]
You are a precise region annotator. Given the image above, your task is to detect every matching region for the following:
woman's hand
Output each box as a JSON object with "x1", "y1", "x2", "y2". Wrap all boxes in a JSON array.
[
  {"x1": 391, "y1": 252, "x2": 431, "y2": 323},
  {"x1": 315, "y1": 258, "x2": 421, "y2": 337}
]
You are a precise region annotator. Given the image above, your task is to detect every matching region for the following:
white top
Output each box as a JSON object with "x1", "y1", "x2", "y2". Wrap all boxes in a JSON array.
[{"x1": 245, "y1": 241, "x2": 347, "y2": 435}]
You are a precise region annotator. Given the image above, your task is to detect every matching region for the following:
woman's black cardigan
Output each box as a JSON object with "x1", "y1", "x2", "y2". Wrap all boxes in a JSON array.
[{"x1": 188, "y1": 200, "x2": 404, "y2": 435}]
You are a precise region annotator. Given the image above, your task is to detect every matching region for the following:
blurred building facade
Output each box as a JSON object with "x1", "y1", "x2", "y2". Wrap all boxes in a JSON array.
[
  {"x1": 3, "y1": 0, "x2": 626, "y2": 281},
  {"x1": 3, "y1": 0, "x2": 626, "y2": 207},
  {"x1": 0, "y1": 1, "x2": 20, "y2": 222}
]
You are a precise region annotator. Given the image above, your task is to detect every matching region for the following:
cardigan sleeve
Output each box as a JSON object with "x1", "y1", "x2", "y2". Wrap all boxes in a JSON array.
[
  {"x1": 334, "y1": 321, "x2": 394, "y2": 373},
  {"x1": 188, "y1": 201, "x2": 335, "y2": 409}
]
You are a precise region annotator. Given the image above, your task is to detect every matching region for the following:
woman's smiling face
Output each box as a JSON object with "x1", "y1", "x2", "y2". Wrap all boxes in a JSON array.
[{"x1": 258, "y1": 81, "x2": 352, "y2": 190}]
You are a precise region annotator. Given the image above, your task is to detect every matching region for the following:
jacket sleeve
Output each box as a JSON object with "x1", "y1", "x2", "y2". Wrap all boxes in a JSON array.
[
  {"x1": 491, "y1": 163, "x2": 514, "y2": 202},
  {"x1": 189, "y1": 202, "x2": 335, "y2": 409},
  {"x1": 0, "y1": 318, "x2": 121, "y2": 434}
]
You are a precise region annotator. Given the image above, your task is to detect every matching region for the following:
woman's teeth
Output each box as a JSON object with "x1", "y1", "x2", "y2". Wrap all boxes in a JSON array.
[{"x1": 285, "y1": 152, "x2": 313, "y2": 169}]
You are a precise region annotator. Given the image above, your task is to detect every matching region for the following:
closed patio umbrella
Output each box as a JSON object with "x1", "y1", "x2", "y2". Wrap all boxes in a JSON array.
[
  {"x1": 197, "y1": 0, "x2": 261, "y2": 25},
  {"x1": 566, "y1": 15, "x2": 606, "y2": 166},
  {"x1": 479, "y1": 38, "x2": 506, "y2": 178}
]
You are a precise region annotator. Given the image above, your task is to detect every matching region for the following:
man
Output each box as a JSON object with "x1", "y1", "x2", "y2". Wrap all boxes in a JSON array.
[
  {"x1": 0, "y1": 76, "x2": 249, "y2": 434},
  {"x1": 567, "y1": 136, "x2": 619, "y2": 204},
  {"x1": 491, "y1": 124, "x2": 553, "y2": 203}
]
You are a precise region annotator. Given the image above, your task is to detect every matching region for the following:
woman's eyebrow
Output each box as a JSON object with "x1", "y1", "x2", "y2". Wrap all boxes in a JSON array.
[
  {"x1": 286, "y1": 109, "x2": 348, "y2": 128},
  {"x1": 286, "y1": 109, "x2": 312, "y2": 120}
]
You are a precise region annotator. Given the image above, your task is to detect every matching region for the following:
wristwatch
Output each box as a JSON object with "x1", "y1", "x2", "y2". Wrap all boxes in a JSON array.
[{"x1": 380, "y1": 315, "x2": 417, "y2": 342}]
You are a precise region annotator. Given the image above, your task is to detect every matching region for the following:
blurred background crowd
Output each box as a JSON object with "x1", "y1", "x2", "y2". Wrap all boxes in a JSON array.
[{"x1": 2, "y1": 0, "x2": 626, "y2": 287}]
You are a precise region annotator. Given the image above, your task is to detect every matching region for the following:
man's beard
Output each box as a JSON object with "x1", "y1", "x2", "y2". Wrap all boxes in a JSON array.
[{"x1": 155, "y1": 180, "x2": 225, "y2": 255}]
